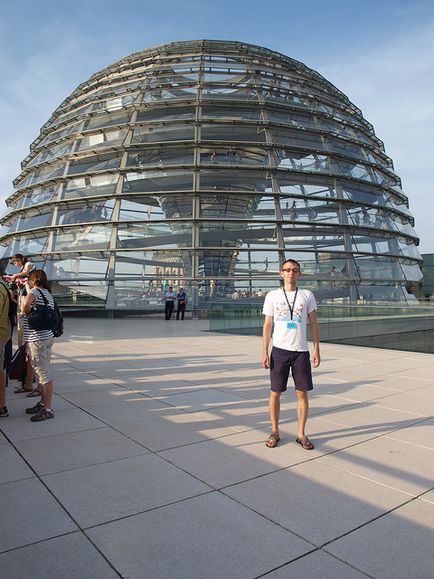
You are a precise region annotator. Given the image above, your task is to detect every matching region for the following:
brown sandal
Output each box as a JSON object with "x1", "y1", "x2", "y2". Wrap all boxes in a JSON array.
[
  {"x1": 265, "y1": 433, "x2": 280, "y2": 448},
  {"x1": 296, "y1": 436, "x2": 314, "y2": 450},
  {"x1": 13, "y1": 386, "x2": 32, "y2": 394}
]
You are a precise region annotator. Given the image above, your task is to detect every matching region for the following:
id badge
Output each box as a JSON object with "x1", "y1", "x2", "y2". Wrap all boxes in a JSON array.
[{"x1": 287, "y1": 321, "x2": 297, "y2": 329}]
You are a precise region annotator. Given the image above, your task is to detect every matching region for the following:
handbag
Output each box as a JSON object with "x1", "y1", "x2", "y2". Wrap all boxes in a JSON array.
[
  {"x1": 7, "y1": 344, "x2": 27, "y2": 381},
  {"x1": 27, "y1": 289, "x2": 58, "y2": 331}
]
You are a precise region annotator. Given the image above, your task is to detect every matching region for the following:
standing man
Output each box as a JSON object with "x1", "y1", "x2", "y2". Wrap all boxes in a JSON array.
[
  {"x1": 164, "y1": 286, "x2": 176, "y2": 320},
  {"x1": 262, "y1": 259, "x2": 320, "y2": 450},
  {"x1": 176, "y1": 287, "x2": 187, "y2": 320}
]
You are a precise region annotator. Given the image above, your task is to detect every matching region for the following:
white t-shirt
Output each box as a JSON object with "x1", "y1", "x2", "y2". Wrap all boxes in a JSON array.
[{"x1": 262, "y1": 288, "x2": 317, "y2": 351}]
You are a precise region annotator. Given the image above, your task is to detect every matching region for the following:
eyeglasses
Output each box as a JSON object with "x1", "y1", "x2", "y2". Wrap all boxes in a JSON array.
[{"x1": 281, "y1": 268, "x2": 300, "y2": 273}]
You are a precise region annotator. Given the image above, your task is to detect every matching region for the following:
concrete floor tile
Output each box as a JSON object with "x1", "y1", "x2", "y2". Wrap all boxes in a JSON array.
[
  {"x1": 319, "y1": 436, "x2": 434, "y2": 495},
  {"x1": 59, "y1": 387, "x2": 143, "y2": 408},
  {"x1": 325, "y1": 499, "x2": 434, "y2": 579},
  {"x1": 162, "y1": 388, "x2": 250, "y2": 412},
  {"x1": 316, "y1": 376, "x2": 401, "y2": 402},
  {"x1": 223, "y1": 460, "x2": 410, "y2": 545},
  {"x1": 324, "y1": 402, "x2": 423, "y2": 436},
  {"x1": 160, "y1": 430, "x2": 312, "y2": 488},
  {"x1": 0, "y1": 408, "x2": 106, "y2": 442},
  {"x1": 0, "y1": 478, "x2": 77, "y2": 553},
  {"x1": 387, "y1": 418, "x2": 434, "y2": 450},
  {"x1": 264, "y1": 549, "x2": 367, "y2": 578},
  {"x1": 0, "y1": 532, "x2": 119, "y2": 578},
  {"x1": 43, "y1": 453, "x2": 211, "y2": 527},
  {"x1": 0, "y1": 443, "x2": 34, "y2": 484},
  {"x1": 388, "y1": 366, "x2": 434, "y2": 383},
  {"x1": 83, "y1": 396, "x2": 168, "y2": 425},
  {"x1": 420, "y1": 489, "x2": 434, "y2": 504},
  {"x1": 114, "y1": 407, "x2": 242, "y2": 451},
  {"x1": 373, "y1": 390, "x2": 434, "y2": 417},
  {"x1": 87, "y1": 492, "x2": 312, "y2": 579},
  {"x1": 15, "y1": 426, "x2": 149, "y2": 475}
]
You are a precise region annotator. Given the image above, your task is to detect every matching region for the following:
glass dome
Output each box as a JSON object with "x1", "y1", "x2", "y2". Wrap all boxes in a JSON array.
[{"x1": 0, "y1": 39, "x2": 422, "y2": 311}]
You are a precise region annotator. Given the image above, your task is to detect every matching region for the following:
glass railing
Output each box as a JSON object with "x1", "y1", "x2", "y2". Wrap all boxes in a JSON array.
[{"x1": 209, "y1": 302, "x2": 434, "y2": 353}]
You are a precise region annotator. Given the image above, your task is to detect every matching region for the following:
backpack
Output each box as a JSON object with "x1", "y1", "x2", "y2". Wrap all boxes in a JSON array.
[
  {"x1": 28, "y1": 289, "x2": 64, "y2": 337},
  {"x1": 52, "y1": 303, "x2": 64, "y2": 338}
]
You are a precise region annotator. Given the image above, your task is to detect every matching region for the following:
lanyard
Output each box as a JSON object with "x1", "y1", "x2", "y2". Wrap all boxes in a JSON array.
[{"x1": 282, "y1": 288, "x2": 298, "y2": 321}]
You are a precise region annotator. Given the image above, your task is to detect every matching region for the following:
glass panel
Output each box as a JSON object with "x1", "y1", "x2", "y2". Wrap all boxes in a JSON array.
[
  {"x1": 57, "y1": 200, "x2": 115, "y2": 225},
  {"x1": 53, "y1": 226, "x2": 111, "y2": 251},
  {"x1": 39, "y1": 121, "x2": 82, "y2": 146},
  {"x1": 85, "y1": 111, "x2": 130, "y2": 130},
  {"x1": 67, "y1": 154, "x2": 120, "y2": 175},
  {"x1": 142, "y1": 87, "x2": 197, "y2": 102},
  {"x1": 198, "y1": 193, "x2": 264, "y2": 218},
  {"x1": 22, "y1": 184, "x2": 60, "y2": 207},
  {"x1": 332, "y1": 159, "x2": 374, "y2": 182},
  {"x1": 201, "y1": 125, "x2": 266, "y2": 142},
  {"x1": 114, "y1": 250, "x2": 192, "y2": 278},
  {"x1": 401, "y1": 262, "x2": 423, "y2": 282},
  {"x1": 75, "y1": 128, "x2": 127, "y2": 152},
  {"x1": 48, "y1": 255, "x2": 109, "y2": 279},
  {"x1": 199, "y1": 146, "x2": 269, "y2": 167},
  {"x1": 63, "y1": 174, "x2": 118, "y2": 199},
  {"x1": 120, "y1": 194, "x2": 193, "y2": 220},
  {"x1": 136, "y1": 106, "x2": 194, "y2": 122},
  {"x1": 126, "y1": 147, "x2": 194, "y2": 169},
  {"x1": 14, "y1": 213, "x2": 52, "y2": 232},
  {"x1": 278, "y1": 179, "x2": 336, "y2": 198},
  {"x1": 29, "y1": 142, "x2": 73, "y2": 167},
  {"x1": 123, "y1": 170, "x2": 193, "y2": 193},
  {"x1": 267, "y1": 109, "x2": 316, "y2": 130},
  {"x1": 354, "y1": 256, "x2": 402, "y2": 280},
  {"x1": 202, "y1": 105, "x2": 261, "y2": 121},
  {"x1": 131, "y1": 125, "x2": 194, "y2": 143},
  {"x1": 268, "y1": 128, "x2": 325, "y2": 150},
  {"x1": 9, "y1": 235, "x2": 48, "y2": 255},
  {"x1": 199, "y1": 222, "x2": 278, "y2": 249},
  {"x1": 117, "y1": 222, "x2": 192, "y2": 249},
  {"x1": 275, "y1": 151, "x2": 330, "y2": 172},
  {"x1": 196, "y1": 249, "x2": 281, "y2": 278},
  {"x1": 19, "y1": 162, "x2": 64, "y2": 188},
  {"x1": 199, "y1": 170, "x2": 272, "y2": 193}
]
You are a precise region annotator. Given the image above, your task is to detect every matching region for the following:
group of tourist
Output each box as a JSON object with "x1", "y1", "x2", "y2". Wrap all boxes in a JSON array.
[{"x1": 0, "y1": 254, "x2": 56, "y2": 422}]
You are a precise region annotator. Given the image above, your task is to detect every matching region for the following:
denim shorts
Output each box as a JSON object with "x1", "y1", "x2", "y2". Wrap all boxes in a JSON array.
[{"x1": 270, "y1": 346, "x2": 313, "y2": 392}]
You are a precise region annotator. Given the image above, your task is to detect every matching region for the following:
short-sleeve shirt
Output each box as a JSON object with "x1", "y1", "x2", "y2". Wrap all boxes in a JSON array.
[
  {"x1": 21, "y1": 287, "x2": 55, "y2": 342},
  {"x1": 262, "y1": 288, "x2": 317, "y2": 351}
]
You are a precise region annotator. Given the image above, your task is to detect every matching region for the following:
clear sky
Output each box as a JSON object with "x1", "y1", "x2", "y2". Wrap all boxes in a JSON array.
[{"x1": 0, "y1": 0, "x2": 432, "y2": 252}]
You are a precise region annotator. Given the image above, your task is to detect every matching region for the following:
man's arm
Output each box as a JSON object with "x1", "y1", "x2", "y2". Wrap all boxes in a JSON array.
[
  {"x1": 308, "y1": 310, "x2": 320, "y2": 368},
  {"x1": 262, "y1": 315, "x2": 273, "y2": 368}
]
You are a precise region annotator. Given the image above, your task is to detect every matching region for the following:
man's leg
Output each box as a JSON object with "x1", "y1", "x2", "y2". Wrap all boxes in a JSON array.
[
  {"x1": 295, "y1": 390, "x2": 309, "y2": 438},
  {"x1": 267, "y1": 390, "x2": 281, "y2": 444},
  {"x1": 295, "y1": 390, "x2": 314, "y2": 449},
  {"x1": 176, "y1": 306, "x2": 180, "y2": 320}
]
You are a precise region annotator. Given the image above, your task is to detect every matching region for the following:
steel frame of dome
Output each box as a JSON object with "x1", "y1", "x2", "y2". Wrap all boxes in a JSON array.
[{"x1": 0, "y1": 39, "x2": 422, "y2": 311}]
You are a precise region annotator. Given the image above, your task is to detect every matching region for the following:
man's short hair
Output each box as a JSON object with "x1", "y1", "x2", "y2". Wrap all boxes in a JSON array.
[{"x1": 280, "y1": 259, "x2": 301, "y2": 271}]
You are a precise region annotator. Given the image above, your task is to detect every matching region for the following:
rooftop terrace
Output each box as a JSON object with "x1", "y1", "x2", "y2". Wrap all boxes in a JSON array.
[{"x1": 0, "y1": 318, "x2": 433, "y2": 578}]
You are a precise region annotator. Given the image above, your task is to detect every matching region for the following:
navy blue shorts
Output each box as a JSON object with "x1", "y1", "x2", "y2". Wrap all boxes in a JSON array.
[{"x1": 270, "y1": 347, "x2": 313, "y2": 393}]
